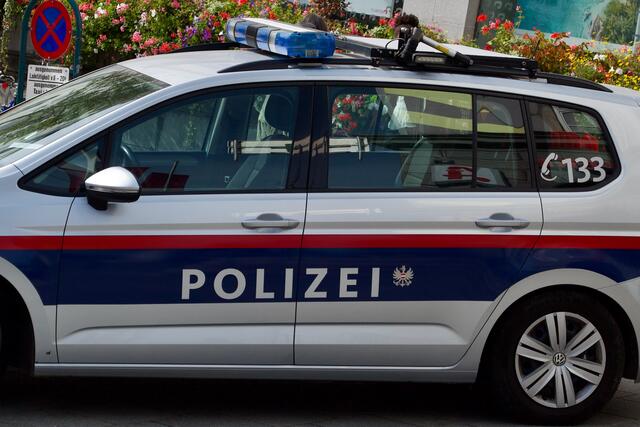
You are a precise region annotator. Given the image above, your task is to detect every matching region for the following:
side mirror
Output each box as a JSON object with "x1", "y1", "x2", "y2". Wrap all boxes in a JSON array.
[{"x1": 85, "y1": 167, "x2": 140, "y2": 211}]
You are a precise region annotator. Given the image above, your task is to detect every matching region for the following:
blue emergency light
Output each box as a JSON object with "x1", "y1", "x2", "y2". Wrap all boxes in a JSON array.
[{"x1": 226, "y1": 17, "x2": 336, "y2": 58}]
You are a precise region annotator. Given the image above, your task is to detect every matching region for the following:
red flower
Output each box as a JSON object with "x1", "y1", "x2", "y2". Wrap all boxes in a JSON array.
[
  {"x1": 159, "y1": 42, "x2": 172, "y2": 53},
  {"x1": 476, "y1": 13, "x2": 487, "y2": 23},
  {"x1": 503, "y1": 20, "x2": 514, "y2": 31},
  {"x1": 550, "y1": 32, "x2": 562, "y2": 40},
  {"x1": 481, "y1": 25, "x2": 490, "y2": 35},
  {"x1": 378, "y1": 18, "x2": 388, "y2": 26},
  {"x1": 484, "y1": 44, "x2": 493, "y2": 51}
]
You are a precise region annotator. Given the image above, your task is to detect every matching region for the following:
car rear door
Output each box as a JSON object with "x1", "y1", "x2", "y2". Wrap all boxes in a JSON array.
[
  {"x1": 295, "y1": 84, "x2": 543, "y2": 367},
  {"x1": 55, "y1": 84, "x2": 312, "y2": 365}
]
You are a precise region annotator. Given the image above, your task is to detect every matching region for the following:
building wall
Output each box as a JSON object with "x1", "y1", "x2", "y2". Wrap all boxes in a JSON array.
[{"x1": 402, "y1": 0, "x2": 480, "y2": 40}]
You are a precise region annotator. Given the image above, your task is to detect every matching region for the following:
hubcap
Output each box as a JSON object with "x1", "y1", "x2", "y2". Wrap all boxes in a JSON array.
[
  {"x1": 515, "y1": 312, "x2": 606, "y2": 409},
  {"x1": 552, "y1": 352, "x2": 567, "y2": 366}
]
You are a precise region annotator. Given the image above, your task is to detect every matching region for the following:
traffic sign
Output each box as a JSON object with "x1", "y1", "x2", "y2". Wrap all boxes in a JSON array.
[
  {"x1": 26, "y1": 64, "x2": 69, "y2": 99},
  {"x1": 30, "y1": 0, "x2": 72, "y2": 60}
]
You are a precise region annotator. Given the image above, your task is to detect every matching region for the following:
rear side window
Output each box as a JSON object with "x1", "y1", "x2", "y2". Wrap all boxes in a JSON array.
[
  {"x1": 528, "y1": 101, "x2": 618, "y2": 190},
  {"x1": 325, "y1": 86, "x2": 532, "y2": 191}
]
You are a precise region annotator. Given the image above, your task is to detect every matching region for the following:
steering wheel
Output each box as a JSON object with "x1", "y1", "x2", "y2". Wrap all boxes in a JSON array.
[{"x1": 119, "y1": 144, "x2": 138, "y2": 167}]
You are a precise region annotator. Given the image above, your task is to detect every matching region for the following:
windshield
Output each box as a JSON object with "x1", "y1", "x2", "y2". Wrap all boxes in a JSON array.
[{"x1": 0, "y1": 65, "x2": 168, "y2": 167}]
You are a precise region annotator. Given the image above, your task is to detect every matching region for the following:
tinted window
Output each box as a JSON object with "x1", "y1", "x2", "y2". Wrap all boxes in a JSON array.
[
  {"x1": 23, "y1": 86, "x2": 302, "y2": 196},
  {"x1": 326, "y1": 86, "x2": 531, "y2": 191},
  {"x1": 477, "y1": 96, "x2": 531, "y2": 189},
  {"x1": 528, "y1": 101, "x2": 618, "y2": 190},
  {"x1": 110, "y1": 87, "x2": 300, "y2": 193},
  {"x1": 21, "y1": 139, "x2": 105, "y2": 196}
]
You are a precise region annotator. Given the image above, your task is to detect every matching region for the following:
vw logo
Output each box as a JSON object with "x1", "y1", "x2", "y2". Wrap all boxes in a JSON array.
[{"x1": 552, "y1": 352, "x2": 567, "y2": 366}]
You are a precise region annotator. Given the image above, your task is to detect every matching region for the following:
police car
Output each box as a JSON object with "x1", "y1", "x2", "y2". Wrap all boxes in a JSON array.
[{"x1": 0, "y1": 17, "x2": 639, "y2": 424}]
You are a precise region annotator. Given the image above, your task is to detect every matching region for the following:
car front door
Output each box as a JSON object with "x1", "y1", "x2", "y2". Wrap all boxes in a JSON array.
[
  {"x1": 295, "y1": 84, "x2": 543, "y2": 367},
  {"x1": 54, "y1": 84, "x2": 311, "y2": 365}
]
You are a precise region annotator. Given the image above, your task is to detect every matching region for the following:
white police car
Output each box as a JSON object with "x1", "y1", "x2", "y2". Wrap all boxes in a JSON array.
[{"x1": 0, "y1": 18, "x2": 639, "y2": 424}]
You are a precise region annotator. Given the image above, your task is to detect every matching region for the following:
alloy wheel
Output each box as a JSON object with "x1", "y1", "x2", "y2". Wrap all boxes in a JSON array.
[{"x1": 515, "y1": 312, "x2": 606, "y2": 409}]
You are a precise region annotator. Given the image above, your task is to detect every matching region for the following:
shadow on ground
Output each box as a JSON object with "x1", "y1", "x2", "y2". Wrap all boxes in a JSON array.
[{"x1": 0, "y1": 373, "x2": 512, "y2": 426}]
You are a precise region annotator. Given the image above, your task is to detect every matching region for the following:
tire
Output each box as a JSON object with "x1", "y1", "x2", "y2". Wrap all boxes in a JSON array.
[{"x1": 487, "y1": 290, "x2": 625, "y2": 425}]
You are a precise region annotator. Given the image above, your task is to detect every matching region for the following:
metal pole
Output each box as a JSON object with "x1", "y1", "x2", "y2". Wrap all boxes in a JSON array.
[
  {"x1": 68, "y1": 0, "x2": 83, "y2": 79},
  {"x1": 634, "y1": 11, "x2": 640, "y2": 55},
  {"x1": 16, "y1": 0, "x2": 40, "y2": 104},
  {"x1": 16, "y1": 0, "x2": 82, "y2": 104}
]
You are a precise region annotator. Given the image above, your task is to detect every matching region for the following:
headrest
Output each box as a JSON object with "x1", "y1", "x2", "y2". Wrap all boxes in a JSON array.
[{"x1": 264, "y1": 94, "x2": 294, "y2": 135}]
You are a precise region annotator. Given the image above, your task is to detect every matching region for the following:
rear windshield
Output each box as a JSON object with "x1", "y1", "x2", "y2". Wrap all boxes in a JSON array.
[{"x1": 0, "y1": 65, "x2": 168, "y2": 167}]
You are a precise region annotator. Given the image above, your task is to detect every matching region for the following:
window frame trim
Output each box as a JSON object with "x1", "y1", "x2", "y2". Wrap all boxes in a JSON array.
[{"x1": 19, "y1": 81, "x2": 314, "y2": 197}]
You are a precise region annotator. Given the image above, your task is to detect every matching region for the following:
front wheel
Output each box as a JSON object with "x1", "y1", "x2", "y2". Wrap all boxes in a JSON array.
[{"x1": 488, "y1": 291, "x2": 624, "y2": 425}]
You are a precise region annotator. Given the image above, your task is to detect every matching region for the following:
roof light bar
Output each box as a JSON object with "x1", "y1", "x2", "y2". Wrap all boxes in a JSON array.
[{"x1": 226, "y1": 18, "x2": 336, "y2": 59}]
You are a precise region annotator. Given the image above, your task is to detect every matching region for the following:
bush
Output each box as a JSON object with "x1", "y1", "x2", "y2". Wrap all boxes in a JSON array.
[{"x1": 1, "y1": 1, "x2": 640, "y2": 91}]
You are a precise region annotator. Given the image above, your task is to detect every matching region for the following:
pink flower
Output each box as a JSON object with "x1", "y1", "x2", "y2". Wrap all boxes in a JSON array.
[
  {"x1": 116, "y1": 3, "x2": 129, "y2": 15},
  {"x1": 171, "y1": 0, "x2": 180, "y2": 8},
  {"x1": 131, "y1": 31, "x2": 142, "y2": 43},
  {"x1": 79, "y1": 3, "x2": 92, "y2": 12}
]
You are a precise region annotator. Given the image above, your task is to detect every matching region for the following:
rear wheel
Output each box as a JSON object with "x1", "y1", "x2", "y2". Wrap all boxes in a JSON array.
[{"x1": 488, "y1": 291, "x2": 624, "y2": 425}]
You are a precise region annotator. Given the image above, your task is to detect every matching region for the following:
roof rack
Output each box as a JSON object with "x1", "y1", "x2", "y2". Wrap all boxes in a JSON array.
[
  {"x1": 217, "y1": 55, "x2": 611, "y2": 93},
  {"x1": 179, "y1": 24, "x2": 612, "y2": 93}
]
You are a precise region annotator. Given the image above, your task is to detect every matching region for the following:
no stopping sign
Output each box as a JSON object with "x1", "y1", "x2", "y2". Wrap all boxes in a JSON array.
[{"x1": 30, "y1": 0, "x2": 73, "y2": 60}]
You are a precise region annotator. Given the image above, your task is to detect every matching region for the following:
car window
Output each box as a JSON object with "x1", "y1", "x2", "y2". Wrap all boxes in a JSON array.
[
  {"x1": 528, "y1": 101, "x2": 618, "y2": 190},
  {"x1": 477, "y1": 96, "x2": 531, "y2": 189},
  {"x1": 21, "y1": 138, "x2": 106, "y2": 196},
  {"x1": 0, "y1": 65, "x2": 166, "y2": 167},
  {"x1": 110, "y1": 86, "x2": 300, "y2": 193},
  {"x1": 326, "y1": 86, "x2": 531, "y2": 191}
]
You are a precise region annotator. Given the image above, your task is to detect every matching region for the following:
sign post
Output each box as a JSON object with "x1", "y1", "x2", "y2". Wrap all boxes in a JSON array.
[{"x1": 16, "y1": 0, "x2": 82, "y2": 104}]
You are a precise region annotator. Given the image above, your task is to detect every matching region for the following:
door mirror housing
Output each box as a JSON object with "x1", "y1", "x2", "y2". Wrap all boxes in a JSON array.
[{"x1": 85, "y1": 166, "x2": 140, "y2": 211}]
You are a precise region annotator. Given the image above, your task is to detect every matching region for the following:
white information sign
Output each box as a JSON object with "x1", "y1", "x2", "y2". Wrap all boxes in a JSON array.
[
  {"x1": 26, "y1": 65, "x2": 69, "y2": 100},
  {"x1": 346, "y1": 0, "x2": 394, "y2": 17}
]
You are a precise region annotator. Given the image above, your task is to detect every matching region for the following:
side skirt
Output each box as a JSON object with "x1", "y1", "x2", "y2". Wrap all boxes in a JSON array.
[{"x1": 35, "y1": 363, "x2": 477, "y2": 383}]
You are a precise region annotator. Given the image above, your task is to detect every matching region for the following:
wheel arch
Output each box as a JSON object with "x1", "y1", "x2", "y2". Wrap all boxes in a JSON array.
[
  {"x1": 469, "y1": 269, "x2": 638, "y2": 382},
  {"x1": 0, "y1": 257, "x2": 57, "y2": 367},
  {"x1": 457, "y1": 269, "x2": 640, "y2": 381}
]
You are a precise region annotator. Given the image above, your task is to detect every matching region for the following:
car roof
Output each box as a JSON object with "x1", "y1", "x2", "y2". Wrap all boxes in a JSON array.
[
  {"x1": 121, "y1": 37, "x2": 521, "y2": 86},
  {"x1": 120, "y1": 43, "x2": 640, "y2": 108},
  {"x1": 121, "y1": 49, "x2": 271, "y2": 85}
]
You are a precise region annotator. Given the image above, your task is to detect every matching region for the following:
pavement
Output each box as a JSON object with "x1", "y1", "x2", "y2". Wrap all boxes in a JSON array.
[{"x1": 0, "y1": 374, "x2": 639, "y2": 426}]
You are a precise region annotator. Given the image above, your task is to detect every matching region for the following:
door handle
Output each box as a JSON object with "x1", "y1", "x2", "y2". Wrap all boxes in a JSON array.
[
  {"x1": 475, "y1": 213, "x2": 530, "y2": 230},
  {"x1": 242, "y1": 213, "x2": 300, "y2": 230}
]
